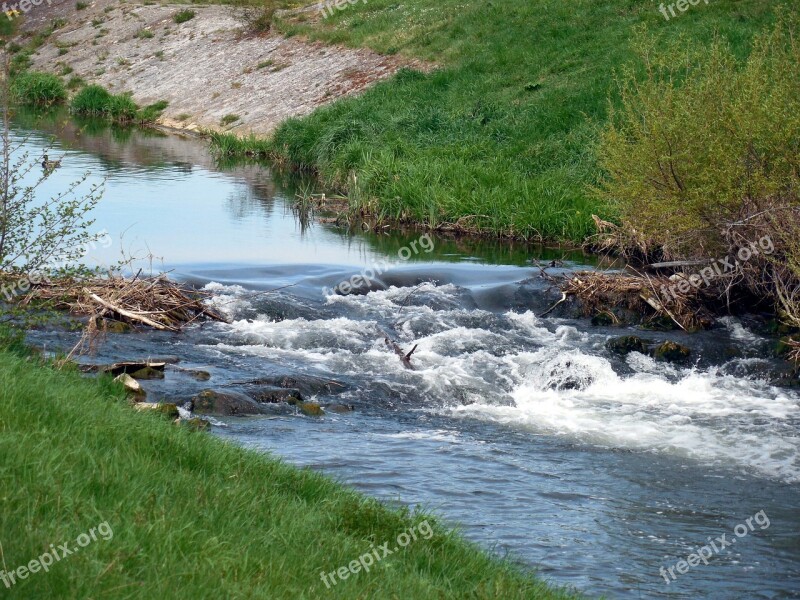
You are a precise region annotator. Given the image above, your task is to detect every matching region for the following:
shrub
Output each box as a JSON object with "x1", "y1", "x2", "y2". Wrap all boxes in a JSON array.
[
  {"x1": 76, "y1": 1, "x2": 88, "y2": 9},
  {"x1": 135, "y1": 28, "x2": 154, "y2": 39},
  {"x1": 10, "y1": 72, "x2": 67, "y2": 106},
  {"x1": 594, "y1": 14, "x2": 800, "y2": 324},
  {"x1": 173, "y1": 9, "x2": 196, "y2": 24}
]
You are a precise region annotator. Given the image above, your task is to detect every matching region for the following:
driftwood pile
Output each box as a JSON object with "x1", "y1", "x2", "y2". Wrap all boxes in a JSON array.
[
  {"x1": 25, "y1": 274, "x2": 228, "y2": 331},
  {"x1": 560, "y1": 270, "x2": 714, "y2": 331}
]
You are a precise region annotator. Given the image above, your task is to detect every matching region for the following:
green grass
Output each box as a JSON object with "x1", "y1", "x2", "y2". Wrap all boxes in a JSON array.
[
  {"x1": 260, "y1": 0, "x2": 790, "y2": 240},
  {"x1": 69, "y1": 85, "x2": 167, "y2": 124},
  {"x1": 173, "y1": 8, "x2": 196, "y2": 23},
  {"x1": 219, "y1": 113, "x2": 240, "y2": 126},
  {"x1": 9, "y1": 72, "x2": 66, "y2": 106},
  {"x1": 0, "y1": 347, "x2": 576, "y2": 599},
  {"x1": 70, "y1": 85, "x2": 138, "y2": 122},
  {"x1": 209, "y1": 130, "x2": 271, "y2": 156}
]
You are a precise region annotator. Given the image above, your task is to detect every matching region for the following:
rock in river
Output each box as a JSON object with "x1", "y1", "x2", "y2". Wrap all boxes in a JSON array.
[{"x1": 191, "y1": 389, "x2": 265, "y2": 416}]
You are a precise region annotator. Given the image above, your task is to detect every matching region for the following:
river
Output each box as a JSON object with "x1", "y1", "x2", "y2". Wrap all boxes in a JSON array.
[{"x1": 14, "y1": 111, "x2": 800, "y2": 599}]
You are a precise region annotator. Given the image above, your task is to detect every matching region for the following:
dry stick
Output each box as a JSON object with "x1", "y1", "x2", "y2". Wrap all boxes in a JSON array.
[
  {"x1": 85, "y1": 290, "x2": 178, "y2": 332},
  {"x1": 540, "y1": 291, "x2": 567, "y2": 317}
]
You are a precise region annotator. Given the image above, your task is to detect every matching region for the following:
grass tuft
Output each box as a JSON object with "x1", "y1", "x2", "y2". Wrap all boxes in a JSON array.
[{"x1": 10, "y1": 71, "x2": 67, "y2": 106}]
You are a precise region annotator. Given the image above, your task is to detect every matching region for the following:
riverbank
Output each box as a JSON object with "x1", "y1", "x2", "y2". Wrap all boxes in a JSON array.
[{"x1": 0, "y1": 340, "x2": 577, "y2": 599}]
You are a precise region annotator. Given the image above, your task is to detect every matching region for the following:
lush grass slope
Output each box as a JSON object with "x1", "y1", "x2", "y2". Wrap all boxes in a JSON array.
[
  {"x1": 264, "y1": 0, "x2": 788, "y2": 240},
  {"x1": 0, "y1": 348, "x2": 576, "y2": 599}
]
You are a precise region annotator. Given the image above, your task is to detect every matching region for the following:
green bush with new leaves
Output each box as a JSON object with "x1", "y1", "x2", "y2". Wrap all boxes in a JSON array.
[
  {"x1": 595, "y1": 15, "x2": 800, "y2": 260},
  {"x1": 594, "y1": 14, "x2": 800, "y2": 326}
]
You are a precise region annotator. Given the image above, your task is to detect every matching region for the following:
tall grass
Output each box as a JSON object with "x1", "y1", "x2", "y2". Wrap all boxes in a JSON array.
[
  {"x1": 69, "y1": 85, "x2": 167, "y2": 124},
  {"x1": 10, "y1": 71, "x2": 66, "y2": 106},
  {"x1": 267, "y1": 0, "x2": 791, "y2": 241},
  {"x1": 0, "y1": 346, "x2": 577, "y2": 599}
]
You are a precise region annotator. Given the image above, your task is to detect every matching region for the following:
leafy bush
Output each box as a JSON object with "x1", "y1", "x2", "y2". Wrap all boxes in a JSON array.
[
  {"x1": 173, "y1": 9, "x2": 196, "y2": 24},
  {"x1": 595, "y1": 14, "x2": 800, "y2": 324},
  {"x1": 10, "y1": 72, "x2": 67, "y2": 106},
  {"x1": 595, "y1": 16, "x2": 800, "y2": 257}
]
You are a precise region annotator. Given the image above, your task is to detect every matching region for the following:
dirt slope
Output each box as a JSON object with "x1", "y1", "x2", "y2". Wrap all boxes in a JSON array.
[{"x1": 24, "y1": 0, "x2": 421, "y2": 134}]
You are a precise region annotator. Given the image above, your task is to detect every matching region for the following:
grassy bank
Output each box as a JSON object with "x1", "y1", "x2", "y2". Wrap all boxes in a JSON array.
[
  {"x1": 245, "y1": 0, "x2": 789, "y2": 240},
  {"x1": 0, "y1": 345, "x2": 576, "y2": 599}
]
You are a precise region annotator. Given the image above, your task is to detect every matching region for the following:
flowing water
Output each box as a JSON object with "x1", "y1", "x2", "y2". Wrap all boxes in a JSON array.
[{"x1": 15, "y1": 112, "x2": 800, "y2": 599}]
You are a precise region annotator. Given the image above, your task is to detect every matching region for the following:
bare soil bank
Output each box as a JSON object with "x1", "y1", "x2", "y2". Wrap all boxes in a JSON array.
[{"x1": 24, "y1": 0, "x2": 424, "y2": 134}]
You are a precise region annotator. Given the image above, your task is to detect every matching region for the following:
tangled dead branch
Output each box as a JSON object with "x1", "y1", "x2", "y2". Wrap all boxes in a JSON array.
[
  {"x1": 24, "y1": 274, "x2": 228, "y2": 331},
  {"x1": 561, "y1": 270, "x2": 715, "y2": 331}
]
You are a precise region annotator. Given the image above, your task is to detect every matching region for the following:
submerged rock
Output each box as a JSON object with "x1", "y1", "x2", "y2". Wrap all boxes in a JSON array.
[
  {"x1": 130, "y1": 366, "x2": 166, "y2": 380},
  {"x1": 324, "y1": 404, "x2": 354, "y2": 414},
  {"x1": 248, "y1": 386, "x2": 304, "y2": 404},
  {"x1": 191, "y1": 389, "x2": 265, "y2": 416},
  {"x1": 653, "y1": 341, "x2": 691, "y2": 362},
  {"x1": 606, "y1": 335, "x2": 647, "y2": 356},
  {"x1": 297, "y1": 402, "x2": 324, "y2": 417}
]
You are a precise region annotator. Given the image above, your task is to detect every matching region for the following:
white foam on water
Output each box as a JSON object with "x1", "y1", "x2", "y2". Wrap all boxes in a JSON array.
[{"x1": 206, "y1": 286, "x2": 800, "y2": 484}]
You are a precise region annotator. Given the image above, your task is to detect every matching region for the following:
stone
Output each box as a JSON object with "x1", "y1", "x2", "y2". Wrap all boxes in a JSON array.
[
  {"x1": 114, "y1": 373, "x2": 145, "y2": 401},
  {"x1": 653, "y1": 341, "x2": 691, "y2": 362},
  {"x1": 605, "y1": 335, "x2": 646, "y2": 356},
  {"x1": 191, "y1": 389, "x2": 265, "y2": 416},
  {"x1": 129, "y1": 366, "x2": 166, "y2": 380},
  {"x1": 297, "y1": 402, "x2": 324, "y2": 417},
  {"x1": 324, "y1": 404, "x2": 354, "y2": 414},
  {"x1": 248, "y1": 386, "x2": 304, "y2": 404}
]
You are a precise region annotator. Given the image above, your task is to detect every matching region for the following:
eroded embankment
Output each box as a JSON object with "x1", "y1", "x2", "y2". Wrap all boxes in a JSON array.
[{"x1": 23, "y1": 0, "x2": 424, "y2": 134}]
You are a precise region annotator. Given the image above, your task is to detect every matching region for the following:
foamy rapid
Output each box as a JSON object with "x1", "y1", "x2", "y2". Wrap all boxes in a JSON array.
[{"x1": 203, "y1": 282, "x2": 800, "y2": 483}]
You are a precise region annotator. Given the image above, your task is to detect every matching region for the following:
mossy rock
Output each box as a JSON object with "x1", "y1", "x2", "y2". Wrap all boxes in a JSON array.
[
  {"x1": 605, "y1": 335, "x2": 646, "y2": 355},
  {"x1": 297, "y1": 402, "x2": 324, "y2": 417},
  {"x1": 102, "y1": 319, "x2": 133, "y2": 333},
  {"x1": 187, "y1": 369, "x2": 211, "y2": 381},
  {"x1": 640, "y1": 315, "x2": 678, "y2": 332},
  {"x1": 130, "y1": 366, "x2": 165, "y2": 380},
  {"x1": 653, "y1": 341, "x2": 691, "y2": 362},
  {"x1": 591, "y1": 312, "x2": 615, "y2": 326}
]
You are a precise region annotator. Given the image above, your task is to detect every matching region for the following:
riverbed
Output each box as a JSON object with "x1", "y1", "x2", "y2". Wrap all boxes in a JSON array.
[{"x1": 16, "y1": 112, "x2": 800, "y2": 599}]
